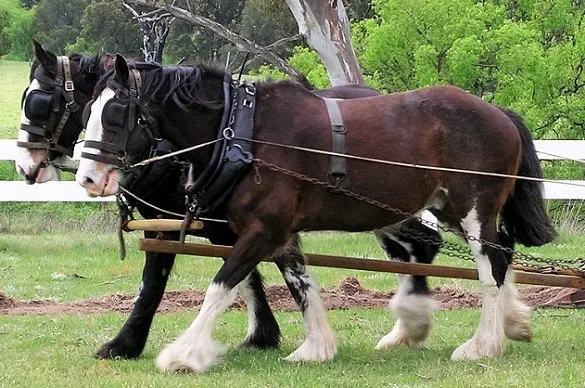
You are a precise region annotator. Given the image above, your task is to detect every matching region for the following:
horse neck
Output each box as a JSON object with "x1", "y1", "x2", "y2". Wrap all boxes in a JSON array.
[{"x1": 152, "y1": 79, "x2": 224, "y2": 167}]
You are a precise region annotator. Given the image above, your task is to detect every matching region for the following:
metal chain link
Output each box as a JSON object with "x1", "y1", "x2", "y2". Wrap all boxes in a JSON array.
[{"x1": 253, "y1": 158, "x2": 585, "y2": 276}]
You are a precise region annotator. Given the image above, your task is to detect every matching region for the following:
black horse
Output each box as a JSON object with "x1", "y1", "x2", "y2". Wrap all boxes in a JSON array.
[
  {"x1": 20, "y1": 42, "x2": 447, "y2": 362},
  {"x1": 77, "y1": 55, "x2": 555, "y2": 372}
]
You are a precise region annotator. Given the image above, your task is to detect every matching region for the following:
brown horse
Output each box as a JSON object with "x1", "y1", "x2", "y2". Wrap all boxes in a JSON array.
[{"x1": 77, "y1": 55, "x2": 555, "y2": 373}]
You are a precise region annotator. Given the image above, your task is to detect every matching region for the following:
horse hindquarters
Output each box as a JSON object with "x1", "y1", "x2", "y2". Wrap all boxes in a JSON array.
[
  {"x1": 96, "y1": 230, "x2": 178, "y2": 359},
  {"x1": 498, "y1": 107, "x2": 557, "y2": 247}
]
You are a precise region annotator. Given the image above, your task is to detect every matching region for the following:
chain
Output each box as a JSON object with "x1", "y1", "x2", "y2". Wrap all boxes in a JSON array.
[{"x1": 253, "y1": 158, "x2": 585, "y2": 276}]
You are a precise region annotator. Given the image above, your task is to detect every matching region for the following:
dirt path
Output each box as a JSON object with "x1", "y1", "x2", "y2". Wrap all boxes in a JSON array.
[{"x1": 0, "y1": 277, "x2": 581, "y2": 316}]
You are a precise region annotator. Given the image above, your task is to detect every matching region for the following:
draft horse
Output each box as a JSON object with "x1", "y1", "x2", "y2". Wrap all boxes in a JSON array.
[
  {"x1": 77, "y1": 54, "x2": 555, "y2": 372},
  {"x1": 19, "y1": 42, "x2": 448, "y2": 361}
]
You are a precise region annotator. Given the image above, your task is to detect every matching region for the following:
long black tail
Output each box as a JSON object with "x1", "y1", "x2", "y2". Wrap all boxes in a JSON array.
[{"x1": 498, "y1": 107, "x2": 557, "y2": 247}]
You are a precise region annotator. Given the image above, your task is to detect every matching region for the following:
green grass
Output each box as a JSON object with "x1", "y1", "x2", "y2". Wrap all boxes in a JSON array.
[
  {"x1": 1, "y1": 231, "x2": 584, "y2": 302},
  {"x1": 1, "y1": 308, "x2": 585, "y2": 387},
  {"x1": 1, "y1": 232, "x2": 585, "y2": 386},
  {"x1": 0, "y1": 60, "x2": 30, "y2": 139}
]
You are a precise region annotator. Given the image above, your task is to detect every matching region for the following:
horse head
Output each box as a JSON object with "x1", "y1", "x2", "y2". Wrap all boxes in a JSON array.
[
  {"x1": 77, "y1": 54, "x2": 225, "y2": 197},
  {"x1": 16, "y1": 40, "x2": 112, "y2": 184}
]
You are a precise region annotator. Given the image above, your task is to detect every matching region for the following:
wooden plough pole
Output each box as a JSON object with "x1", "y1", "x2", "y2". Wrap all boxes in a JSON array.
[{"x1": 139, "y1": 239, "x2": 585, "y2": 289}]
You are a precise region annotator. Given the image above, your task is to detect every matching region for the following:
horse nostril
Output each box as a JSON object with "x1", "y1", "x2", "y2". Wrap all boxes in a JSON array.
[
  {"x1": 24, "y1": 174, "x2": 35, "y2": 185},
  {"x1": 84, "y1": 177, "x2": 95, "y2": 185}
]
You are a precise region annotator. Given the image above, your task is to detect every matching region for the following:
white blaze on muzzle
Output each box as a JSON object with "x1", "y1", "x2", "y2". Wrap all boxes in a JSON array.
[
  {"x1": 15, "y1": 79, "x2": 60, "y2": 183},
  {"x1": 76, "y1": 87, "x2": 123, "y2": 197}
]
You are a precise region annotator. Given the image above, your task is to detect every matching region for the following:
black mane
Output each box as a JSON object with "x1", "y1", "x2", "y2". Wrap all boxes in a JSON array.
[
  {"x1": 94, "y1": 62, "x2": 226, "y2": 111},
  {"x1": 30, "y1": 52, "x2": 104, "y2": 82}
]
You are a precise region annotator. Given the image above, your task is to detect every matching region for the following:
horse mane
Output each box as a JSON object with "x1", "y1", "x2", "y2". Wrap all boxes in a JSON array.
[
  {"x1": 94, "y1": 62, "x2": 226, "y2": 111},
  {"x1": 30, "y1": 52, "x2": 104, "y2": 82}
]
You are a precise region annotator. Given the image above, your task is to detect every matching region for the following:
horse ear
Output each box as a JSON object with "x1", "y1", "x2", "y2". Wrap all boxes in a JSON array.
[
  {"x1": 114, "y1": 54, "x2": 130, "y2": 84},
  {"x1": 102, "y1": 54, "x2": 114, "y2": 72},
  {"x1": 32, "y1": 39, "x2": 57, "y2": 76}
]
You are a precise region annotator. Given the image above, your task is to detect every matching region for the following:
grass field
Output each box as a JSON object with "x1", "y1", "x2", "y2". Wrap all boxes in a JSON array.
[
  {"x1": 2, "y1": 60, "x2": 585, "y2": 386},
  {"x1": 0, "y1": 60, "x2": 30, "y2": 139},
  {"x1": 2, "y1": 232, "x2": 585, "y2": 387}
]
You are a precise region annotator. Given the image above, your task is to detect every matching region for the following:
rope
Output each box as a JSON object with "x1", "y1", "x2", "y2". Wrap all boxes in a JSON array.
[
  {"x1": 239, "y1": 138, "x2": 585, "y2": 189},
  {"x1": 129, "y1": 138, "x2": 222, "y2": 169},
  {"x1": 118, "y1": 186, "x2": 229, "y2": 224},
  {"x1": 536, "y1": 150, "x2": 585, "y2": 165}
]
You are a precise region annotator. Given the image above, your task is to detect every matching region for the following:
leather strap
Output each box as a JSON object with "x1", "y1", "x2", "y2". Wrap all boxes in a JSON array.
[{"x1": 323, "y1": 98, "x2": 348, "y2": 188}]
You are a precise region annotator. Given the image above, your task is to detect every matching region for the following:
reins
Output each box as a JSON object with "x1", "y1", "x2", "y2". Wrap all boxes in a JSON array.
[{"x1": 122, "y1": 135, "x2": 585, "y2": 190}]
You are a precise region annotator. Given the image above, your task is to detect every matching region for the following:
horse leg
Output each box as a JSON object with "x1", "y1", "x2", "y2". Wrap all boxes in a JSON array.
[
  {"x1": 155, "y1": 221, "x2": 288, "y2": 373},
  {"x1": 374, "y1": 217, "x2": 440, "y2": 350},
  {"x1": 272, "y1": 234, "x2": 337, "y2": 362},
  {"x1": 96, "y1": 230, "x2": 177, "y2": 359},
  {"x1": 451, "y1": 208, "x2": 509, "y2": 360},
  {"x1": 497, "y1": 232, "x2": 532, "y2": 342},
  {"x1": 205, "y1": 223, "x2": 281, "y2": 349}
]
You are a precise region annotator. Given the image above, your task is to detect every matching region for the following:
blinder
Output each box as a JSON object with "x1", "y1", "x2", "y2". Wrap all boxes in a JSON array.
[
  {"x1": 17, "y1": 56, "x2": 80, "y2": 158},
  {"x1": 81, "y1": 69, "x2": 161, "y2": 170},
  {"x1": 23, "y1": 89, "x2": 55, "y2": 135}
]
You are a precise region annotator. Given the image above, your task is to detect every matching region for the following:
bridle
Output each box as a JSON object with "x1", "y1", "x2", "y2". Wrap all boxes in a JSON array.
[
  {"x1": 17, "y1": 56, "x2": 82, "y2": 159},
  {"x1": 81, "y1": 68, "x2": 162, "y2": 171}
]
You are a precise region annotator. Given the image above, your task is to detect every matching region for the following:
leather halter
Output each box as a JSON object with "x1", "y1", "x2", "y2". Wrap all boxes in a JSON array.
[
  {"x1": 81, "y1": 69, "x2": 161, "y2": 170},
  {"x1": 17, "y1": 56, "x2": 81, "y2": 158}
]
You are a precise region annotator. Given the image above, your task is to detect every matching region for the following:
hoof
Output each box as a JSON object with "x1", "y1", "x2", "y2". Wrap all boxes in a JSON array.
[
  {"x1": 451, "y1": 336, "x2": 505, "y2": 361},
  {"x1": 283, "y1": 336, "x2": 337, "y2": 363},
  {"x1": 95, "y1": 337, "x2": 144, "y2": 360},
  {"x1": 241, "y1": 323, "x2": 281, "y2": 349},
  {"x1": 504, "y1": 303, "x2": 532, "y2": 342},
  {"x1": 375, "y1": 320, "x2": 428, "y2": 350},
  {"x1": 156, "y1": 339, "x2": 226, "y2": 373}
]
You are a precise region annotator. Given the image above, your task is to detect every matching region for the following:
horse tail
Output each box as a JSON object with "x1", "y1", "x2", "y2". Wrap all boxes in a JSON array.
[{"x1": 498, "y1": 106, "x2": 557, "y2": 247}]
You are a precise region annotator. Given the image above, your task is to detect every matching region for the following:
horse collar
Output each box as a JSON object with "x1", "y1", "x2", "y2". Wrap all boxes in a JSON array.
[{"x1": 184, "y1": 76, "x2": 256, "y2": 220}]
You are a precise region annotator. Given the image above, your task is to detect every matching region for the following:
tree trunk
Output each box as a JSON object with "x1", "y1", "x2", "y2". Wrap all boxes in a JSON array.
[
  {"x1": 285, "y1": 0, "x2": 365, "y2": 86},
  {"x1": 123, "y1": 2, "x2": 174, "y2": 64}
]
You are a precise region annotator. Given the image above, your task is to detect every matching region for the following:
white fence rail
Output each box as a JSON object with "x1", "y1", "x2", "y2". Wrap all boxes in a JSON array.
[{"x1": 0, "y1": 140, "x2": 584, "y2": 201}]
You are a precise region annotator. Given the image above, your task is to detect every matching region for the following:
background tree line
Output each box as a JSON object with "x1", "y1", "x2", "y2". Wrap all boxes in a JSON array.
[{"x1": 1, "y1": 0, "x2": 585, "y2": 139}]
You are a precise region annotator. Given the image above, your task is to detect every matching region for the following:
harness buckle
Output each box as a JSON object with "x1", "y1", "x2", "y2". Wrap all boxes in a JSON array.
[
  {"x1": 66, "y1": 100, "x2": 80, "y2": 112},
  {"x1": 332, "y1": 124, "x2": 347, "y2": 134},
  {"x1": 242, "y1": 98, "x2": 253, "y2": 109},
  {"x1": 223, "y1": 127, "x2": 235, "y2": 139},
  {"x1": 244, "y1": 83, "x2": 256, "y2": 96},
  {"x1": 64, "y1": 81, "x2": 74, "y2": 92}
]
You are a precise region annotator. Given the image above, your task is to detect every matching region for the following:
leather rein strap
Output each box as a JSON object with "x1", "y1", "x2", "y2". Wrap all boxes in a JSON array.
[{"x1": 323, "y1": 98, "x2": 348, "y2": 188}]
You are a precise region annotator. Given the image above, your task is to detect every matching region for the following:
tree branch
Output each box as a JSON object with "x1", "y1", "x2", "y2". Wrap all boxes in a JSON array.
[{"x1": 124, "y1": 0, "x2": 308, "y2": 83}]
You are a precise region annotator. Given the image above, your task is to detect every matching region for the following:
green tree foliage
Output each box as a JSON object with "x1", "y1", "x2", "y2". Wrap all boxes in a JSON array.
[
  {"x1": 0, "y1": 0, "x2": 36, "y2": 60},
  {"x1": 68, "y1": 0, "x2": 141, "y2": 58},
  {"x1": 240, "y1": 0, "x2": 297, "y2": 59},
  {"x1": 165, "y1": 0, "x2": 246, "y2": 64},
  {"x1": 354, "y1": 0, "x2": 585, "y2": 139},
  {"x1": 34, "y1": 0, "x2": 89, "y2": 54}
]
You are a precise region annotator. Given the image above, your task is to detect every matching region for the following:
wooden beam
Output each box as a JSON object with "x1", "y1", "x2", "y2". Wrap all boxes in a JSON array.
[
  {"x1": 125, "y1": 219, "x2": 204, "y2": 232},
  {"x1": 139, "y1": 239, "x2": 585, "y2": 289}
]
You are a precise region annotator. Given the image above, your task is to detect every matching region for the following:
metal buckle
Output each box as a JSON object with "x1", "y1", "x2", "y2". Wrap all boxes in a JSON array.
[
  {"x1": 243, "y1": 98, "x2": 253, "y2": 109},
  {"x1": 244, "y1": 83, "x2": 256, "y2": 96},
  {"x1": 223, "y1": 127, "x2": 235, "y2": 139},
  {"x1": 332, "y1": 124, "x2": 347, "y2": 134},
  {"x1": 64, "y1": 81, "x2": 74, "y2": 92}
]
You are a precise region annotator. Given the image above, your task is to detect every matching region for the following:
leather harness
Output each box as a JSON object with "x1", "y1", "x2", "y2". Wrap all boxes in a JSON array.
[
  {"x1": 323, "y1": 98, "x2": 348, "y2": 188},
  {"x1": 18, "y1": 56, "x2": 81, "y2": 157}
]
